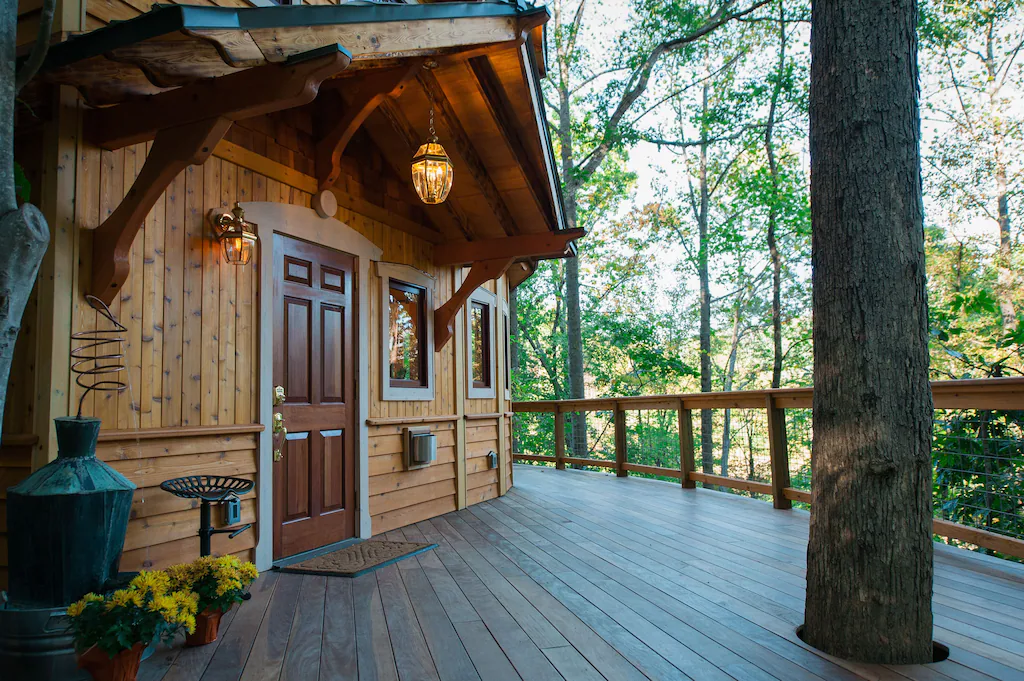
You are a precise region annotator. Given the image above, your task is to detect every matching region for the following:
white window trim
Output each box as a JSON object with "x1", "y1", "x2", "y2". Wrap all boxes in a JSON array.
[
  {"x1": 501, "y1": 297, "x2": 511, "y2": 401},
  {"x1": 377, "y1": 262, "x2": 435, "y2": 402},
  {"x1": 467, "y1": 286, "x2": 497, "y2": 400}
]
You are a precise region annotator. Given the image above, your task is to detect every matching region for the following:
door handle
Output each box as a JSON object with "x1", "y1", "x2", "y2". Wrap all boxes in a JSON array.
[{"x1": 273, "y1": 386, "x2": 287, "y2": 462}]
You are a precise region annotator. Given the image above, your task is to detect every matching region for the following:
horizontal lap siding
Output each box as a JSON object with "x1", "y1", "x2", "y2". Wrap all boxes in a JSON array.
[
  {"x1": 368, "y1": 421, "x2": 457, "y2": 535},
  {"x1": 98, "y1": 432, "x2": 258, "y2": 570},
  {"x1": 466, "y1": 419, "x2": 499, "y2": 506}
]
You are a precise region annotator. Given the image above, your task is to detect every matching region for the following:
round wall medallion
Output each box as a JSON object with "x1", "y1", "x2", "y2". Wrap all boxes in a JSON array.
[{"x1": 313, "y1": 190, "x2": 338, "y2": 219}]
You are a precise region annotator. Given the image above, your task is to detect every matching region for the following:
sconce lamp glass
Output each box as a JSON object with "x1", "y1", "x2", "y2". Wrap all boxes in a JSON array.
[{"x1": 211, "y1": 203, "x2": 257, "y2": 265}]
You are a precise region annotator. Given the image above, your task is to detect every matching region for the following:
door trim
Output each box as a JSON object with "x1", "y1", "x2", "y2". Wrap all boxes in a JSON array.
[{"x1": 244, "y1": 201, "x2": 382, "y2": 571}]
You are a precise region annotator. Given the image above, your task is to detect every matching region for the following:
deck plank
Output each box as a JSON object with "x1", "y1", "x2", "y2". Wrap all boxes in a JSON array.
[{"x1": 136, "y1": 465, "x2": 1024, "y2": 681}]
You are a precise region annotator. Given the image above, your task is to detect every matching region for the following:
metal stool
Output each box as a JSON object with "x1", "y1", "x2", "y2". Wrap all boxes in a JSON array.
[{"x1": 159, "y1": 475, "x2": 254, "y2": 557}]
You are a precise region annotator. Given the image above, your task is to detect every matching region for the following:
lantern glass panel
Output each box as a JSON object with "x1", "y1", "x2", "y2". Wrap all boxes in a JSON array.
[{"x1": 411, "y1": 142, "x2": 454, "y2": 204}]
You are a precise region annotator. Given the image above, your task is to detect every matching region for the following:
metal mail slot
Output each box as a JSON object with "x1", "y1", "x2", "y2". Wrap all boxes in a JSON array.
[{"x1": 405, "y1": 428, "x2": 436, "y2": 470}]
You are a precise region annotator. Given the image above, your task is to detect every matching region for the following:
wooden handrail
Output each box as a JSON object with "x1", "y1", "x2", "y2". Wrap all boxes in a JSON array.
[
  {"x1": 511, "y1": 376, "x2": 1024, "y2": 560},
  {"x1": 512, "y1": 377, "x2": 1024, "y2": 413}
]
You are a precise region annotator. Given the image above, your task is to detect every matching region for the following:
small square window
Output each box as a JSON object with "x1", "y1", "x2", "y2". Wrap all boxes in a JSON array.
[{"x1": 389, "y1": 281, "x2": 427, "y2": 388}]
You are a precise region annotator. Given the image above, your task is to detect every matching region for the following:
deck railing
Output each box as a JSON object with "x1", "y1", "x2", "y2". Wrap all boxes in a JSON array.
[{"x1": 511, "y1": 377, "x2": 1024, "y2": 560}]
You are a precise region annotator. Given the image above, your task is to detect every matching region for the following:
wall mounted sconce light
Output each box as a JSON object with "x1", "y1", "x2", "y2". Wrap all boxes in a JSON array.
[{"x1": 209, "y1": 202, "x2": 257, "y2": 265}]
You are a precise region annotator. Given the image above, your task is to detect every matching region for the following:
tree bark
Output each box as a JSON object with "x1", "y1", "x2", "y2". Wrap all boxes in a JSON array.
[
  {"x1": 804, "y1": 0, "x2": 934, "y2": 664},
  {"x1": 0, "y1": 0, "x2": 53, "y2": 445},
  {"x1": 765, "y1": 0, "x2": 786, "y2": 389},
  {"x1": 697, "y1": 80, "x2": 714, "y2": 475},
  {"x1": 720, "y1": 292, "x2": 743, "y2": 477}
]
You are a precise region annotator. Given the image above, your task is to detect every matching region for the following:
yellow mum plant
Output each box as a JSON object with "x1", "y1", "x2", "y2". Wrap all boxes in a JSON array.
[
  {"x1": 67, "y1": 570, "x2": 198, "y2": 657},
  {"x1": 167, "y1": 555, "x2": 259, "y2": 614}
]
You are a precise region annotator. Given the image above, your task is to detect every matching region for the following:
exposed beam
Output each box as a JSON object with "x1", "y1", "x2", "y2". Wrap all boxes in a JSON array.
[
  {"x1": 434, "y1": 257, "x2": 515, "y2": 350},
  {"x1": 375, "y1": 98, "x2": 475, "y2": 242},
  {"x1": 467, "y1": 55, "x2": 557, "y2": 230},
  {"x1": 85, "y1": 46, "x2": 352, "y2": 150},
  {"x1": 417, "y1": 69, "x2": 520, "y2": 237},
  {"x1": 90, "y1": 117, "x2": 232, "y2": 305},
  {"x1": 433, "y1": 229, "x2": 585, "y2": 267},
  {"x1": 315, "y1": 61, "x2": 422, "y2": 191}
]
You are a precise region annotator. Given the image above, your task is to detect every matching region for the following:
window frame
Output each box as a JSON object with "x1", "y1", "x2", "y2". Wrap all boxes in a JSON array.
[
  {"x1": 501, "y1": 297, "x2": 511, "y2": 401},
  {"x1": 466, "y1": 286, "x2": 497, "y2": 399},
  {"x1": 377, "y1": 262, "x2": 435, "y2": 401}
]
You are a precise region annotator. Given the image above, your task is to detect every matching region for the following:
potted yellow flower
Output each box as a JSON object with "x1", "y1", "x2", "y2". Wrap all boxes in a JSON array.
[
  {"x1": 167, "y1": 556, "x2": 259, "y2": 646},
  {"x1": 67, "y1": 570, "x2": 198, "y2": 681}
]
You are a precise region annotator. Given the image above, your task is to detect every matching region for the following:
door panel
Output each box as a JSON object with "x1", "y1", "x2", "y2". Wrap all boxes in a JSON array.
[{"x1": 273, "y1": 233, "x2": 357, "y2": 559}]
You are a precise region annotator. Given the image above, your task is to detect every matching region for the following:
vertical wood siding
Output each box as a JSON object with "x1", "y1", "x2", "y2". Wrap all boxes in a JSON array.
[{"x1": 2, "y1": 104, "x2": 516, "y2": 572}]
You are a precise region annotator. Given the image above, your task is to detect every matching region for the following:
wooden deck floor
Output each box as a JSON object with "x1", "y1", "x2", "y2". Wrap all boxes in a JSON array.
[{"x1": 140, "y1": 465, "x2": 1024, "y2": 681}]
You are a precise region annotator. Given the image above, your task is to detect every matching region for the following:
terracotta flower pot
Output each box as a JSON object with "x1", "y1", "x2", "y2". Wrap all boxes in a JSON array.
[
  {"x1": 185, "y1": 608, "x2": 226, "y2": 646},
  {"x1": 77, "y1": 642, "x2": 146, "y2": 681}
]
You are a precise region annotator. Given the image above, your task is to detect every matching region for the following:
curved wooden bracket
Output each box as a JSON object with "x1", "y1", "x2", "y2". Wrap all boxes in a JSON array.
[
  {"x1": 434, "y1": 257, "x2": 514, "y2": 351},
  {"x1": 315, "y1": 61, "x2": 422, "y2": 191},
  {"x1": 87, "y1": 47, "x2": 353, "y2": 305},
  {"x1": 90, "y1": 117, "x2": 232, "y2": 305}
]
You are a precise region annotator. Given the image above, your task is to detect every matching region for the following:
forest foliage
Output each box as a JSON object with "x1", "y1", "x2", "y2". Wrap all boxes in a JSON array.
[{"x1": 513, "y1": 0, "x2": 1024, "y2": 547}]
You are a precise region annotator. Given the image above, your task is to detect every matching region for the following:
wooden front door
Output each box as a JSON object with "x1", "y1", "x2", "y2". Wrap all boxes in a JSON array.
[{"x1": 272, "y1": 233, "x2": 357, "y2": 559}]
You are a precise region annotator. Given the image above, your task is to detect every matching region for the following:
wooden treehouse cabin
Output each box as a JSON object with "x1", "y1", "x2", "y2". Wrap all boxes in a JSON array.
[
  {"x1": 4, "y1": 0, "x2": 579, "y2": 578},
  {"x1": 6, "y1": 1, "x2": 1024, "y2": 680}
]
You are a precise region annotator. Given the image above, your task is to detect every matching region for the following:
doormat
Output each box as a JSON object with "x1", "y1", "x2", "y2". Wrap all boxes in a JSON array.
[{"x1": 276, "y1": 540, "x2": 437, "y2": 578}]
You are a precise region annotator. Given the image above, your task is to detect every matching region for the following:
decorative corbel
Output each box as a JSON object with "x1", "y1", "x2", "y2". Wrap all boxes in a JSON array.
[
  {"x1": 90, "y1": 117, "x2": 232, "y2": 304},
  {"x1": 434, "y1": 257, "x2": 515, "y2": 350},
  {"x1": 315, "y1": 60, "x2": 423, "y2": 191},
  {"x1": 87, "y1": 46, "x2": 353, "y2": 304}
]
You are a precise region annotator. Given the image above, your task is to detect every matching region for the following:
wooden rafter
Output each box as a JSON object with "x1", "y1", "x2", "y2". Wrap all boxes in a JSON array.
[
  {"x1": 86, "y1": 46, "x2": 352, "y2": 150},
  {"x1": 375, "y1": 98, "x2": 474, "y2": 242},
  {"x1": 88, "y1": 47, "x2": 352, "y2": 304},
  {"x1": 417, "y1": 70, "x2": 520, "y2": 237},
  {"x1": 433, "y1": 229, "x2": 585, "y2": 267},
  {"x1": 467, "y1": 55, "x2": 558, "y2": 230},
  {"x1": 434, "y1": 257, "x2": 515, "y2": 350},
  {"x1": 315, "y1": 61, "x2": 422, "y2": 191}
]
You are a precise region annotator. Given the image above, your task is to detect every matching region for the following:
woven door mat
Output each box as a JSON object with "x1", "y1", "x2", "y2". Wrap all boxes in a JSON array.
[{"x1": 277, "y1": 540, "x2": 437, "y2": 578}]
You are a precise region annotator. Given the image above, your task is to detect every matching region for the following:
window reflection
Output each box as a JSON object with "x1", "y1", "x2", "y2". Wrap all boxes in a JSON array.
[
  {"x1": 389, "y1": 282, "x2": 425, "y2": 386},
  {"x1": 471, "y1": 301, "x2": 491, "y2": 389}
]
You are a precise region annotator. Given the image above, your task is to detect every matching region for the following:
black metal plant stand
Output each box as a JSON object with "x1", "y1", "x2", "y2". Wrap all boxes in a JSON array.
[{"x1": 159, "y1": 475, "x2": 254, "y2": 557}]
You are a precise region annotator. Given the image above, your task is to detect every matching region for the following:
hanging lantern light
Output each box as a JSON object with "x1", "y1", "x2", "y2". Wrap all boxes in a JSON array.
[
  {"x1": 411, "y1": 93, "x2": 454, "y2": 205},
  {"x1": 210, "y1": 202, "x2": 257, "y2": 265}
]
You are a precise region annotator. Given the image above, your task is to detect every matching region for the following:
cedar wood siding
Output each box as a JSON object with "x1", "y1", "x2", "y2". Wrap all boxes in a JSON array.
[{"x1": 1, "y1": 95, "x2": 515, "y2": 585}]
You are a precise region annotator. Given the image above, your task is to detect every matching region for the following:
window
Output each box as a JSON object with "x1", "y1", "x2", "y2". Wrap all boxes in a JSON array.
[
  {"x1": 377, "y1": 262, "x2": 435, "y2": 401},
  {"x1": 471, "y1": 301, "x2": 491, "y2": 389},
  {"x1": 502, "y1": 299, "x2": 511, "y2": 401},
  {"x1": 389, "y1": 281, "x2": 426, "y2": 388},
  {"x1": 467, "y1": 287, "x2": 496, "y2": 399}
]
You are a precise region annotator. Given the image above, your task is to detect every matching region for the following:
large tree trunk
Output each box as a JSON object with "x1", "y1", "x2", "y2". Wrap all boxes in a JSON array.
[
  {"x1": 765, "y1": 0, "x2": 786, "y2": 389},
  {"x1": 555, "y1": 24, "x2": 588, "y2": 461},
  {"x1": 0, "y1": 0, "x2": 52, "y2": 445},
  {"x1": 697, "y1": 81, "x2": 714, "y2": 475},
  {"x1": 804, "y1": 0, "x2": 934, "y2": 664}
]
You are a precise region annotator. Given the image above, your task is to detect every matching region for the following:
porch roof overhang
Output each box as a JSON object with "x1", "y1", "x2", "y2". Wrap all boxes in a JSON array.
[{"x1": 29, "y1": 1, "x2": 578, "y2": 305}]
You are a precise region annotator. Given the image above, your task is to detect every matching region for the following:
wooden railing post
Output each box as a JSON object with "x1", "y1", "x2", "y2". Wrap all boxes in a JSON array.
[
  {"x1": 554, "y1": 405, "x2": 566, "y2": 470},
  {"x1": 678, "y1": 401, "x2": 696, "y2": 488},
  {"x1": 614, "y1": 403, "x2": 627, "y2": 477},
  {"x1": 766, "y1": 394, "x2": 792, "y2": 509}
]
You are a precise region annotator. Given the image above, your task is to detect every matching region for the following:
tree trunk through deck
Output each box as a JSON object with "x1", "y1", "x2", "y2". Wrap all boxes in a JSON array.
[{"x1": 804, "y1": 0, "x2": 935, "y2": 664}]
